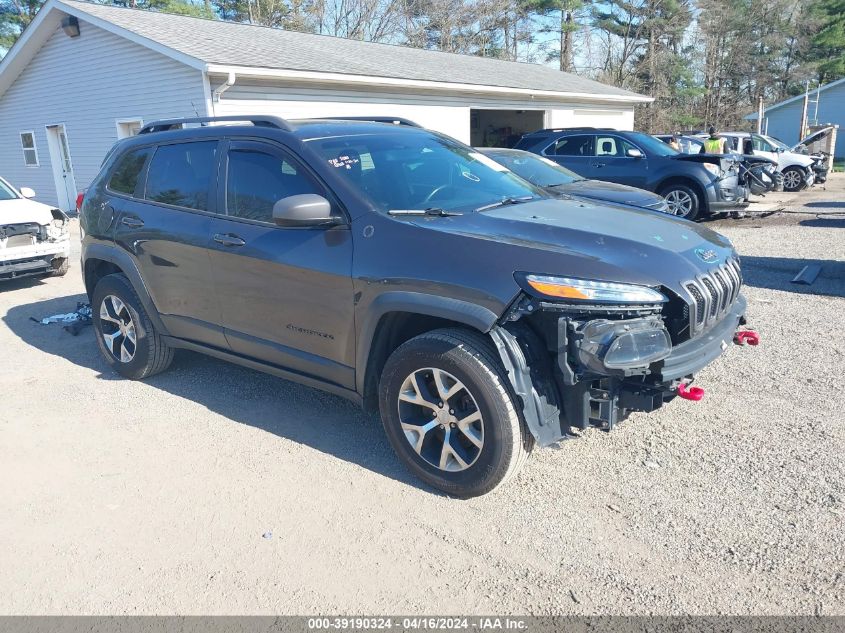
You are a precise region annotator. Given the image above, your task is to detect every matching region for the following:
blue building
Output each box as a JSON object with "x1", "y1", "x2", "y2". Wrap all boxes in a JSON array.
[{"x1": 746, "y1": 78, "x2": 845, "y2": 159}]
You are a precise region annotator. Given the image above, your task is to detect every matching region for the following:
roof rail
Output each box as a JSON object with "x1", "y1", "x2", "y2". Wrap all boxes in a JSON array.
[
  {"x1": 314, "y1": 116, "x2": 422, "y2": 128},
  {"x1": 138, "y1": 115, "x2": 293, "y2": 134},
  {"x1": 528, "y1": 126, "x2": 617, "y2": 134}
]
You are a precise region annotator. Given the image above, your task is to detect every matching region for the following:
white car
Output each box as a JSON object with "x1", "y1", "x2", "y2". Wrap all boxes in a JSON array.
[
  {"x1": 0, "y1": 177, "x2": 70, "y2": 281},
  {"x1": 717, "y1": 132, "x2": 816, "y2": 192}
]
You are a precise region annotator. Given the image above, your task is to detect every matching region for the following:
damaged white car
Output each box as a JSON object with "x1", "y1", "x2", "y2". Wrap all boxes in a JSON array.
[{"x1": 0, "y1": 177, "x2": 70, "y2": 281}]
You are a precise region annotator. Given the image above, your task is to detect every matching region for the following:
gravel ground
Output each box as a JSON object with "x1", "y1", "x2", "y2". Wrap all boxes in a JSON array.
[{"x1": 0, "y1": 177, "x2": 843, "y2": 616}]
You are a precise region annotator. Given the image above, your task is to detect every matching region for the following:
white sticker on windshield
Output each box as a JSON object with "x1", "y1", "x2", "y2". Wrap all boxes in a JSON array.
[{"x1": 469, "y1": 152, "x2": 510, "y2": 172}]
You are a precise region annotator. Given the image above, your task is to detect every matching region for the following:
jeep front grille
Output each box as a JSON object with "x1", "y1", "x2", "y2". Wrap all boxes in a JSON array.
[{"x1": 684, "y1": 258, "x2": 742, "y2": 336}]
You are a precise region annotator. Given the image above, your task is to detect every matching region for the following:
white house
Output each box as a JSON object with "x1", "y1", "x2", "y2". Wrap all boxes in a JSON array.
[
  {"x1": 746, "y1": 79, "x2": 845, "y2": 159},
  {"x1": 0, "y1": 0, "x2": 650, "y2": 211}
]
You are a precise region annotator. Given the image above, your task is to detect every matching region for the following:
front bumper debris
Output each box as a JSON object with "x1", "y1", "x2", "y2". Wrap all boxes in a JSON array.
[
  {"x1": 491, "y1": 294, "x2": 752, "y2": 446},
  {"x1": 0, "y1": 226, "x2": 70, "y2": 280}
]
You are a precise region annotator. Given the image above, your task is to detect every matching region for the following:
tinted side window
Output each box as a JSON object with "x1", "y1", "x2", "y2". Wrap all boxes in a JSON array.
[
  {"x1": 226, "y1": 148, "x2": 322, "y2": 223},
  {"x1": 108, "y1": 147, "x2": 151, "y2": 195},
  {"x1": 547, "y1": 135, "x2": 594, "y2": 156},
  {"x1": 145, "y1": 141, "x2": 217, "y2": 210}
]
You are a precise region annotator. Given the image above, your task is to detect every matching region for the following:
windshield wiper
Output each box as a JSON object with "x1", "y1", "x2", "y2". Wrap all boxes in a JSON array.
[
  {"x1": 388, "y1": 207, "x2": 462, "y2": 217},
  {"x1": 475, "y1": 196, "x2": 536, "y2": 212}
]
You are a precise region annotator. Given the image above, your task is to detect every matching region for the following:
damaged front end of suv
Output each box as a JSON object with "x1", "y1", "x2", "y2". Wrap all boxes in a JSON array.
[{"x1": 487, "y1": 243, "x2": 756, "y2": 447}]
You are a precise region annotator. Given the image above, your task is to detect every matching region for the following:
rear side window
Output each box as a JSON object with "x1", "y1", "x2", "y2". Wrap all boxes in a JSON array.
[
  {"x1": 595, "y1": 136, "x2": 639, "y2": 157},
  {"x1": 108, "y1": 147, "x2": 151, "y2": 195},
  {"x1": 546, "y1": 135, "x2": 594, "y2": 156},
  {"x1": 226, "y1": 148, "x2": 322, "y2": 223},
  {"x1": 145, "y1": 141, "x2": 217, "y2": 210}
]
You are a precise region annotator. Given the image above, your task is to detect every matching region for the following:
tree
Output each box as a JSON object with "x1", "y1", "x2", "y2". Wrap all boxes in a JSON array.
[
  {"x1": 1, "y1": 0, "x2": 45, "y2": 53},
  {"x1": 807, "y1": 0, "x2": 845, "y2": 83}
]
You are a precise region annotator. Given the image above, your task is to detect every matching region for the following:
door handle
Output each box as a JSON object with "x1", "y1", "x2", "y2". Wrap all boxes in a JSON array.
[
  {"x1": 213, "y1": 233, "x2": 246, "y2": 247},
  {"x1": 121, "y1": 217, "x2": 144, "y2": 229},
  {"x1": 593, "y1": 162, "x2": 606, "y2": 168}
]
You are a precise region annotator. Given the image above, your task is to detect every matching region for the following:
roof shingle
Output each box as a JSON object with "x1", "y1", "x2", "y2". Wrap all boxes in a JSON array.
[{"x1": 59, "y1": 0, "x2": 645, "y2": 100}]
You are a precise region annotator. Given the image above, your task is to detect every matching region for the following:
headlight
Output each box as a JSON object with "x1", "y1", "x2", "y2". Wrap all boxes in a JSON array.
[
  {"x1": 521, "y1": 274, "x2": 666, "y2": 304},
  {"x1": 703, "y1": 163, "x2": 722, "y2": 177},
  {"x1": 577, "y1": 317, "x2": 672, "y2": 372}
]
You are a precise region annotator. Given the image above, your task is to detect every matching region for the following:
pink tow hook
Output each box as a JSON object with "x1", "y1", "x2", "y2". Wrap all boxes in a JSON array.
[
  {"x1": 677, "y1": 382, "x2": 705, "y2": 401},
  {"x1": 734, "y1": 330, "x2": 760, "y2": 346}
]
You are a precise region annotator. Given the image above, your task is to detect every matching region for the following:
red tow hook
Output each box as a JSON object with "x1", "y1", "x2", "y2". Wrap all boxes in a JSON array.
[
  {"x1": 734, "y1": 330, "x2": 760, "y2": 346},
  {"x1": 677, "y1": 382, "x2": 705, "y2": 401}
]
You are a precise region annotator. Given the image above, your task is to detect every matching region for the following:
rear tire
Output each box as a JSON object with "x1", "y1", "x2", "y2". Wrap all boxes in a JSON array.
[
  {"x1": 379, "y1": 328, "x2": 533, "y2": 498},
  {"x1": 660, "y1": 183, "x2": 700, "y2": 220},
  {"x1": 92, "y1": 273, "x2": 173, "y2": 380}
]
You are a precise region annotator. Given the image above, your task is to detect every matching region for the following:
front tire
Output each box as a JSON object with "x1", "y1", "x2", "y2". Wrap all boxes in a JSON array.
[
  {"x1": 50, "y1": 257, "x2": 69, "y2": 277},
  {"x1": 379, "y1": 328, "x2": 533, "y2": 497},
  {"x1": 92, "y1": 273, "x2": 173, "y2": 380},
  {"x1": 660, "y1": 183, "x2": 700, "y2": 220},
  {"x1": 782, "y1": 167, "x2": 805, "y2": 192}
]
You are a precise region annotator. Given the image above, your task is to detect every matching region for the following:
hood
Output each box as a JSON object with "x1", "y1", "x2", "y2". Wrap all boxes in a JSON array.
[
  {"x1": 553, "y1": 179, "x2": 665, "y2": 209},
  {"x1": 0, "y1": 197, "x2": 58, "y2": 226},
  {"x1": 413, "y1": 198, "x2": 735, "y2": 292},
  {"x1": 793, "y1": 126, "x2": 834, "y2": 151}
]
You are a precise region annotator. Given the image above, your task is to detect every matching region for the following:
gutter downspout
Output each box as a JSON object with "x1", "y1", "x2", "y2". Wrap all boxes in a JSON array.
[{"x1": 212, "y1": 72, "x2": 236, "y2": 103}]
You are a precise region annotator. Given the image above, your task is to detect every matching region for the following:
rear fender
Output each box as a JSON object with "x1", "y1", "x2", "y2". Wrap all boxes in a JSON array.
[{"x1": 83, "y1": 243, "x2": 169, "y2": 335}]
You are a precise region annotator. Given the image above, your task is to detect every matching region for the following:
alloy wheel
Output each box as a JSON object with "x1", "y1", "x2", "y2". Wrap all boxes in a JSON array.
[
  {"x1": 783, "y1": 170, "x2": 802, "y2": 191},
  {"x1": 664, "y1": 190, "x2": 693, "y2": 217},
  {"x1": 397, "y1": 368, "x2": 484, "y2": 472},
  {"x1": 99, "y1": 295, "x2": 137, "y2": 363}
]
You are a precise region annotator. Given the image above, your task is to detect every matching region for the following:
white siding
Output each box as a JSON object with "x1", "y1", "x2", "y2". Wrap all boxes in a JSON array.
[
  {"x1": 211, "y1": 79, "x2": 636, "y2": 144},
  {"x1": 0, "y1": 21, "x2": 207, "y2": 209},
  {"x1": 549, "y1": 107, "x2": 634, "y2": 130}
]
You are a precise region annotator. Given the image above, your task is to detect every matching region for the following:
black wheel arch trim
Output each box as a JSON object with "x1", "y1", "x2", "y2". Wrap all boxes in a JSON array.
[
  {"x1": 355, "y1": 291, "x2": 499, "y2": 396},
  {"x1": 82, "y1": 243, "x2": 170, "y2": 336}
]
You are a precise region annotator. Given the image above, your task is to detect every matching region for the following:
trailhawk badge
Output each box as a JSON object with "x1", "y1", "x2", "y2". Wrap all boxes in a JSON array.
[{"x1": 695, "y1": 248, "x2": 719, "y2": 264}]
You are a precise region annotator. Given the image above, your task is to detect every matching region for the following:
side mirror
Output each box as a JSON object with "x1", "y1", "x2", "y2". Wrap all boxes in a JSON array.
[
  {"x1": 19, "y1": 186, "x2": 35, "y2": 198},
  {"x1": 626, "y1": 148, "x2": 644, "y2": 159},
  {"x1": 272, "y1": 194, "x2": 339, "y2": 227}
]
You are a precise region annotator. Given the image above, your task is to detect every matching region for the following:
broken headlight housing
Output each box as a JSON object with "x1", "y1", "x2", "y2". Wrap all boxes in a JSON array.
[{"x1": 575, "y1": 316, "x2": 672, "y2": 373}]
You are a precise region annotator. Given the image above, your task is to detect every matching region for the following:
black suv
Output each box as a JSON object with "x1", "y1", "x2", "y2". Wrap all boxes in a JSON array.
[
  {"x1": 515, "y1": 128, "x2": 749, "y2": 220},
  {"x1": 80, "y1": 116, "x2": 756, "y2": 497}
]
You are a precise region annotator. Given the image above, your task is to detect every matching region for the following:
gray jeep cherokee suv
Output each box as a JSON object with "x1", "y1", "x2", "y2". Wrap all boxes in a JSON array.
[{"x1": 80, "y1": 116, "x2": 757, "y2": 497}]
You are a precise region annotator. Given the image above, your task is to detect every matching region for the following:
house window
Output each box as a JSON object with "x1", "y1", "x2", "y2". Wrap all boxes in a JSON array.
[
  {"x1": 20, "y1": 131, "x2": 38, "y2": 166},
  {"x1": 116, "y1": 119, "x2": 144, "y2": 139}
]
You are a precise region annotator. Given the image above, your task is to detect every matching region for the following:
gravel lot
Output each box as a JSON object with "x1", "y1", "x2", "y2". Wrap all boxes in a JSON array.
[{"x1": 1, "y1": 177, "x2": 843, "y2": 616}]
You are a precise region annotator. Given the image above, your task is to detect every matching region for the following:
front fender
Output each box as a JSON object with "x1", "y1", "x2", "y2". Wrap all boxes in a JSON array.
[{"x1": 355, "y1": 291, "x2": 498, "y2": 395}]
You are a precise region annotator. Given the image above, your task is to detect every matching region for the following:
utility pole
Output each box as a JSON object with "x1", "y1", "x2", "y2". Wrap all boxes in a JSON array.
[{"x1": 756, "y1": 96, "x2": 763, "y2": 134}]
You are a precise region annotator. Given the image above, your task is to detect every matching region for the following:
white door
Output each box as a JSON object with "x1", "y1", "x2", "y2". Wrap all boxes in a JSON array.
[{"x1": 45, "y1": 124, "x2": 78, "y2": 211}]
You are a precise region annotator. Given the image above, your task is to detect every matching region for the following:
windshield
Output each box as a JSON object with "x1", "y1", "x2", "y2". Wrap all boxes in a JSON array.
[
  {"x1": 678, "y1": 137, "x2": 703, "y2": 154},
  {"x1": 0, "y1": 179, "x2": 19, "y2": 201},
  {"x1": 306, "y1": 131, "x2": 545, "y2": 212},
  {"x1": 764, "y1": 135, "x2": 790, "y2": 151},
  {"x1": 627, "y1": 132, "x2": 678, "y2": 157},
  {"x1": 483, "y1": 150, "x2": 584, "y2": 187}
]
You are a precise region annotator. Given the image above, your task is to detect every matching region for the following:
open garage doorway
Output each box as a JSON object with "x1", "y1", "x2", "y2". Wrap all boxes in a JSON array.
[{"x1": 470, "y1": 109, "x2": 545, "y2": 148}]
